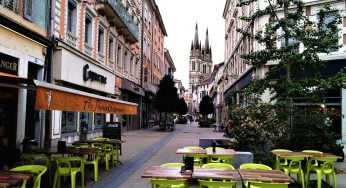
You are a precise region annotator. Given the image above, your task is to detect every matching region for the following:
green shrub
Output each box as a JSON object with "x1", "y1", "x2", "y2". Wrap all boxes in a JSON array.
[{"x1": 229, "y1": 100, "x2": 288, "y2": 164}]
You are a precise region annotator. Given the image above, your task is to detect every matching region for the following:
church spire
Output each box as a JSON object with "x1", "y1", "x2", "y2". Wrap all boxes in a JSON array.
[
  {"x1": 205, "y1": 28, "x2": 209, "y2": 52},
  {"x1": 193, "y1": 23, "x2": 199, "y2": 50}
]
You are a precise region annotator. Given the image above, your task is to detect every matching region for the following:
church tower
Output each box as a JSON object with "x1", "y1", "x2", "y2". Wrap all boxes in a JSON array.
[{"x1": 188, "y1": 23, "x2": 213, "y2": 114}]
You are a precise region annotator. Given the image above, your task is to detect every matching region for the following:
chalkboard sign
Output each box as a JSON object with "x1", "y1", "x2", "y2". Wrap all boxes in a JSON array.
[
  {"x1": 103, "y1": 122, "x2": 122, "y2": 154},
  {"x1": 106, "y1": 122, "x2": 120, "y2": 128}
]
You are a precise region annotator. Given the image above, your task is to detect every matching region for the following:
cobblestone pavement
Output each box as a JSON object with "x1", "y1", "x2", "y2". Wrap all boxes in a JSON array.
[{"x1": 86, "y1": 122, "x2": 346, "y2": 188}]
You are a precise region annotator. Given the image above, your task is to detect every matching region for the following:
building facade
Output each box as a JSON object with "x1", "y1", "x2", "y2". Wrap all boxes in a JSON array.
[
  {"x1": 223, "y1": 0, "x2": 346, "y2": 142},
  {"x1": 141, "y1": 0, "x2": 167, "y2": 128},
  {"x1": 44, "y1": 0, "x2": 141, "y2": 145},
  {"x1": 163, "y1": 48, "x2": 175, "y2": 78},
  {"x1": 174, "y1": 79, "x2": 185, "y2": 99},
  {"x1": 0, "y1": 1, "x2": 52, "y2": 148},
  {"x1": 188, "y1": 24, "x2": 213, "y2": 116},
  {"x1": 210, "y1": 62, "x2": 225, "y2": 125}
]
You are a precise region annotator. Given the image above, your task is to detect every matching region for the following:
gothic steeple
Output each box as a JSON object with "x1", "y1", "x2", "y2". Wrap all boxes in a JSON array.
[
  {"x1": 193, "y1": 23, "x2": 199, "y2": 50},
  {"x1": 205, "y1": 28, "x2": 209, "y2": 52}
]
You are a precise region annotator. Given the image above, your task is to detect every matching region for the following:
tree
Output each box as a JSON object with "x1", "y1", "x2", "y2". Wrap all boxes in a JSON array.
[
  {"x1": 239, "y1": 1, "x2": 344, "y2": 100},
  {"x1": 235, "y1": 0, "x2": 345, "y2": 152},
  {"x1": 199, "y1": 95, "x2": 215, "y2": 126},
  {"x1": 176, "y1": 98, "x2": 188, "y2": 116},
  {"x1": 154, "y1": 75, "x2": 179, "y2": 129}
]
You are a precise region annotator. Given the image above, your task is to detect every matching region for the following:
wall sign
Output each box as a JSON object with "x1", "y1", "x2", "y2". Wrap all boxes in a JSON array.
[
  {"x1": 0, "y1": 52, "x2": 18, "y2": 75},
  {"x1": 83, "y1": 64, "x2": 107, "y2": 84}
]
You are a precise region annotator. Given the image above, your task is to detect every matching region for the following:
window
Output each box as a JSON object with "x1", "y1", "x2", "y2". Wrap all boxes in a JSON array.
[
  {"x1": 280, "y1": 34, "x2": 299, "y2": 53},
  {"x1": 67, "y1": 0, "x2": 77, "y2": 34},
  {"x1": 148, "y1": 13, "x2": 151, "y2": 31},
  {"x1": 130, "y1": 55, "x2": 134, "y2": 75},
  {"x1": 318, "y1": 10, "x2": 339, "y2": 52},
  {"x1": 84, "y1": 14, "x2": 92, "y2": 45},
  {"x1": 147, "y1": 39, "x2": 151, "y2": 60},
  {"x1": 117, "y1": 45, "x2": 122, "y2": 67},
  {"x1": 144, "y1": 68, "x2": 148, "y2": 82},
  {"x1": 143, "y1": 35, "x2": 147, "y2": 57},
  {"x1": 24, "y1": 0, "x2": 33, "y2": 20},
  {"x1": 123, "y1": 50, "x2": 128, "y2": 72},
  {"x1": 144, "y1": 6, "x2": 147, "y2": 23},
  {"x1": 80, "y1": 112, "x2": 92, "y2": 133},
  {"x1": 203, "y1": 64, "x2": 206, "y2": 73},
  {"x1": 280, "y1": 18, "x2": 299, "y2": 53},
  {"x1": 98, "y1": 26, "x2": 105, "y2": 53},
  {"x1": 192, "y1": 61, "x2": 195, "y2": 70},
  {"x1": 61, "y1": 111, "x2": 77, "y2": 133},
  {"x1": 94, "y1": 113, "x2": 105, "y2": 130},
  {"x1": 109, "y1": 37, "x2": 114, "y2": 61},
  {"x1": 135, "y1": 59, "x2": 139, "y2": 78}
]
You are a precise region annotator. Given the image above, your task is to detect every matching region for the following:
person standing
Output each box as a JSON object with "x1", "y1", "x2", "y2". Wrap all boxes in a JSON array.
[{"x1": 226, "y1": 120, "x2": 233, "y2": 137}]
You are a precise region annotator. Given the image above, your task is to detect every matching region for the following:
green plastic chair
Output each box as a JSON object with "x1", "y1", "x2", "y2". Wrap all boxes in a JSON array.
[
  {"x1": 271, "y1": 149, "x2": 292, "y2": 170},
  {"x1": 150, "y1": 179, "x2": 188, "y2": 188},
  {"x1": 53, "y1": 157, "x2": 84, "y2": 188},
  {"x1": 200, "y1": 163, "x2": 236, "y2": 187},
  {"x1": 149, "y1": 163, "x2": 187, "y2": 188},
  {"x1": 202, "y1": 163, "x2": 235, "y2": 170},
  {"x1": 240, "y1": 163, "x2": 272, "y2": 170},
  {"x1": 302, "y1": 150, "x2": 323, "y2": 168},
  {"x1": 205, "y1": 147, "x2": 232, "y2": 164},
  {"x1": 240, "y1": 163, "x2": 272, "y2": 188},
  {"x1": 248, "y1": 182, "x2": 289, "y2": 188},
  {"x1": 82, "y1": 151, "x2": 99, "y2": 182},
  {"x1": 198, "y1": 179, "x2": 236, "y2": 188},
  {"x1": 11, "y1": 165, "x2": 47, "y2": 188},
  {"x1": 305, "y1": 157, "x2": 337, "y2": 188},
  {"x1": 183, "y1": 146, "x2": 206, "y2": 167},
  {"x1": 99, "y1": 143, "x2": 116, "y2": 170},
  {"x1": 20, "y1": 153, "x2": 51, "y2": 185},
  {"x1": 94, "y1": 137, "x2": 109, "y2": 141},
  {"x1": 280, "y1": 156, "x2": 305, "y2": 188},
  {"x1": 161, "y1": 163, "x2": 185, "y2": 168}
]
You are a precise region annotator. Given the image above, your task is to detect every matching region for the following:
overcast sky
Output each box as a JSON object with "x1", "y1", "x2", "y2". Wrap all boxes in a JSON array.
[{"x1": 156, "y1": 0, "x2": 226, "y2": 88}]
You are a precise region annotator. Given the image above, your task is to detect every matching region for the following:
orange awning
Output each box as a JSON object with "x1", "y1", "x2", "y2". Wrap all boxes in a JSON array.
[
  {"x1": 34, "y1": 80, "x2": 137, "y2": 114},
  {"x1": 0, "y1": 72, "x2": 34, "y2": 88}
]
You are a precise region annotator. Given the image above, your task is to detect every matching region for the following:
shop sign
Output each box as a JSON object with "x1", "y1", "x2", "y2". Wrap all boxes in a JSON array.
[
  {"x1": 0, "y1": 52, "x2": 18, "y2": 75},
  {"x1": 35, "y1": 84, "x2": 137, "y2": 114},
  {"x1": 83, "y1": 64, "x2": 107, "y2": 84}
]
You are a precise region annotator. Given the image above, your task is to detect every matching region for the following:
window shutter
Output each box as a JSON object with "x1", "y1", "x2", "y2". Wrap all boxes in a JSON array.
[{"x1": 24, "y1": 0, "x2": 33, "y2": 21}]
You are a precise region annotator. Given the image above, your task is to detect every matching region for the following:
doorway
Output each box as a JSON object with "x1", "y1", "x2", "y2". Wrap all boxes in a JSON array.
[{"x1": 0, "y1": 87, "x2": 18, "y2": 147}]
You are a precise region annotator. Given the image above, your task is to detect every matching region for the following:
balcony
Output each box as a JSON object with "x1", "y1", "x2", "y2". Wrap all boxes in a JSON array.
[
  {"x1": 0, "y1": 0, "x2": 19, "y2": 13},
  {"x1": 96, "y1": 0, "x2": 139, "y2": 44}
]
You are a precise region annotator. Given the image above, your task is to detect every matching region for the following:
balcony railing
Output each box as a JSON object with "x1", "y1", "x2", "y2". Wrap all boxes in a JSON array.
[
  {"x1": 96, "y1": 0, "x2": 139, "y2": 44},
  {"x1": 0, "y1": 0, "x2": 19, "y2": 13},
  {"x1": 65, "y1": 32, "x2": 78, "y2": 48},
  {"x1": 84, "y1": 43, "x2": 93, "y2": 56}
]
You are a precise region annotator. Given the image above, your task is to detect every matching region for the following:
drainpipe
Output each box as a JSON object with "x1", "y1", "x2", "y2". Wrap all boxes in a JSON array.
[
  {"x1": 42, "y1": 0, "x2": 57, "y2": 148},
  {"x1": 139, "y1": 0, "x2": 145, "y2": 129}
]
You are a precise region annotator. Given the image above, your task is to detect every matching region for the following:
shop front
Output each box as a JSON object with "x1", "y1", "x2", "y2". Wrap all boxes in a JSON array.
[
  {"x1": 142, "y1": 83, "x2": 158, "y2": 129},
  {"x1": 48, "y1": 45, "x2": 137, "y2": 146},
  {"x1": 0, "y1": 37, "x2": 47, "y2": 149},
  {"x1": 119, "y1": 78, "x2": 144, "y2": 131}
]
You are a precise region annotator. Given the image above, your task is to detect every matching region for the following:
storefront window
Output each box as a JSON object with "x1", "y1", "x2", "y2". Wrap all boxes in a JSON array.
[
  {"x1": 80, "y1": 112, "x2": 92, "y2": 133},
  {"x1": 94, "y1": 113, "x2": 105, "y2": 130},
  {"x1": 61, "y1": 111, "x2": 77, "y2": 133}
]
